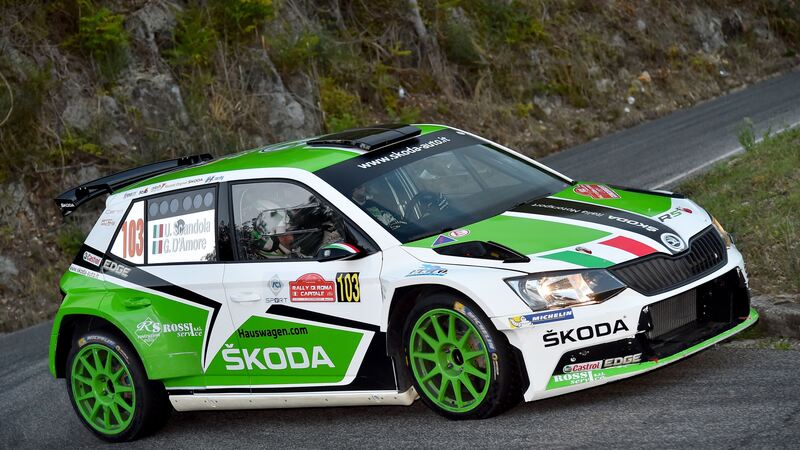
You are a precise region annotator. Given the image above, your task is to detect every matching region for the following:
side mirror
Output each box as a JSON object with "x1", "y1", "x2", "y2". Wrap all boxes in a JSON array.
[{"x1": 315, "y1": 243, "x2": 362, "y2": 262}]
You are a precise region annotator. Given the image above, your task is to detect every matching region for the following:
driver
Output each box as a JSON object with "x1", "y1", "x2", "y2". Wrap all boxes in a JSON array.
[
  {"x1": 248, "y1": 201, "x2": 297, "y2": 258},
  {"x1": 352, "y1": 184, "x2": 406, "y2": 230}
]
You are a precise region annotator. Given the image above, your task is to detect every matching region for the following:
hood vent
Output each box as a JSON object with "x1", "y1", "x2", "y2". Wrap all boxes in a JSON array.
[{"x1": 433, "y1": 241, "x2": 530, "y2": 263}]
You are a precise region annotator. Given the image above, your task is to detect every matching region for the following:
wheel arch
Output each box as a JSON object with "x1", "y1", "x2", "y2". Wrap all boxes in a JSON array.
[
  {"x1": 385, "y1": 283, "x2": 529, "y2": 395},
  {"x1": 52, "y1": 313, "x2": 147, "y2": 379}
]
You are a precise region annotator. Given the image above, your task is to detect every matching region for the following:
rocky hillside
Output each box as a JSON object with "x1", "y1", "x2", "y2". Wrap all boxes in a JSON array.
[{"x1": 0, "y1": 0, "x2": 798, "y2": 332}]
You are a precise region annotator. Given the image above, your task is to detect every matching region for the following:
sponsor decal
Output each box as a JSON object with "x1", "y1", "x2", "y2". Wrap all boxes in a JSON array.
[
  {"x1": 406, "y1": 264, "x2": 448, "y2": 277},
  {"x1": 454, "y1": 301, "x2": 496, "y2": 353},
  {"x1": 563, "y1": 360, "x2": 603, "y2": 373},
  {"x1": 552, "y1": 370, "x2": 598, "y2": 385},
  {"x1": 356, "y1": 136, "x2": 451, "y2": 169},
  {"x1": 603, "y1": 353, "x2": 642, "y2": 368},
  {"x1": 543, "y1": 319, "x2": 630, "y2": 348},
  {"x1": 432, "y1": 234, "x2": 457, "y2": 246},
  {"x1": 100, "y1": 218, "x2": 116, "y2": 227},
  {"x1": 573, "y1": 184, "x2": 620, "y2": 199},
  {"x1": 265, "y1": 274, "x2": 288, "y2": 303},
  {"x1": 290, "y1": 273, "x2": 336, "y2": 302},
  {"x1": 508, "y1": 308, "x2": 574, "y2": 328},
  {"x1": 335, "y1": 272, "x2": 361, "y2": 303},
  {"x1": 59, "y1": 202, "x2": 76, "y2": 209},
  {"x1": 660, "y1": 232, "x2": 686, "y2": 252},
  {"x1": 575, "y1": 246, "x2": 592, "y2": 255},
  {"x1": 657, "y1": 207, "x2": 692, "y2": 222},
  {"x1": 562, "y1": 353, "x2": 642, "y2": 373},
  {"x1": 237, "y1": 326, "x2": 308, "y2": 340},
  {"x1": 448, "y1": 229, "x2": 470, "y2": 238},
  {"x1": 69, "y1": 264, "x2": 102, "y2": 280},
  {"x1": 204, "y1": 175, "x2": 224, "y2": 184},
  {"x1": 221, "y1": 344, "x2": 335, "y2": 371},
  {"x1": 135, "y1": 317, "x2": 203, "y2": 346},
  {"x1": 82, "y1": 251, "x2": 102, "y2": 267},
  {"x1": 103, "y1": 259, "x2": 131, "y2": 278}
]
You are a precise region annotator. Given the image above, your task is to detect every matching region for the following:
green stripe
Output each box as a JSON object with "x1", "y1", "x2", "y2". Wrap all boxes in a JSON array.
[
  {"x1": 541, "y1": 251, "x2": 614, "y2": 268},
  {"x1": 552, "y1": 183, "x2": 672, "y2": 217},
  {"x1": 121, "y1": 124, "x2": 451, "y2": 193},
  {"x1": 546, "y1": 308, "x2": 759, "y2": 390},
  {"x1": 405, "y1": 214, "x2": 610, "y2": 254}
]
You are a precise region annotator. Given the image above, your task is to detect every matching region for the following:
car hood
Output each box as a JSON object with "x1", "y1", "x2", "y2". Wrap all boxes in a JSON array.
[{"x1": 402, "y1": 183, "x2": 714, "y2": 271}]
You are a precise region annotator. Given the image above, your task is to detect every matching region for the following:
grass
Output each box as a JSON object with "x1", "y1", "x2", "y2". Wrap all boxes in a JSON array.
[{"x1": 679, "y1": 124, "x2": 800, "y2": 295}]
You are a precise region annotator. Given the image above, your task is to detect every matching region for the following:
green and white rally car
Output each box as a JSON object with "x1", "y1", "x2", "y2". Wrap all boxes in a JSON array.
[{"x1": 51, "y1": 124, "x2": 757, "y2": 441}]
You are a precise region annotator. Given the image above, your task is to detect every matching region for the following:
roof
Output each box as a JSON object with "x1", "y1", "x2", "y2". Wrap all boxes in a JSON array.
[{"x1": 122, "y1": 124, "x2": 448, "y2": 192}]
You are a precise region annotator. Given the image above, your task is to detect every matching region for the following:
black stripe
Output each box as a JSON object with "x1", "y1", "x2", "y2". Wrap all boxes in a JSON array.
[
  {"x1": 266, "y1": 305, "x2": 380, "y2": 332},
  {"x1": 72, "y1": 244, "x2": 107, "y2": 272},
  {"x1": 101, "y1": 254, "x2": 222, "y2": 365},
  {"x1": 513, "y1": 197, "x2": 684, "y2": 254}
]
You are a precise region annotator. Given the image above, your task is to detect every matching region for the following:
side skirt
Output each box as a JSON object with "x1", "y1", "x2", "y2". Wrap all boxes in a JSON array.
[{"x1": 169, "y1": 387, "x2": 418, "y2": 411}]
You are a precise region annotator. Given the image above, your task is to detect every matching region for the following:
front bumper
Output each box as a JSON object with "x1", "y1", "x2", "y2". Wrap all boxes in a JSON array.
[{"x1": 502, "y1": 246, "x2": 756, "y2": 402}]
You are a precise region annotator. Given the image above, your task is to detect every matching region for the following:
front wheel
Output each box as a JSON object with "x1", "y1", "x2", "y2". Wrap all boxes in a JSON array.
[
  {"x1": 403, "y1": 293, "x2": 522, "y2": 419},
  {"x1": 65, "y1": 330, "x2": 171, "y2": 442}
]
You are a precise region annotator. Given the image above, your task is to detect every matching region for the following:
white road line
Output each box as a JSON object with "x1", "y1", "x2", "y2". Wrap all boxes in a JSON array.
[{"x1": 652, "y1": 119, "x2": 800, "y2": 189}]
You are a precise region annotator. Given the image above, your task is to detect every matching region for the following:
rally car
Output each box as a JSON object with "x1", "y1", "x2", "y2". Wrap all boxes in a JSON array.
[{"x1": 51, "y1": 123, "x2": 757, "y2": 441}]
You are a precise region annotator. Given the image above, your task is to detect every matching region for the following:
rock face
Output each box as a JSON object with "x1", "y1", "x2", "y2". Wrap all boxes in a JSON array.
[
  {"x1": 751, "y1": 294, "x2": 800, "y2": 339},
  {"x1": 691, "y1": 8, "x2": 726, "y2": 54}
]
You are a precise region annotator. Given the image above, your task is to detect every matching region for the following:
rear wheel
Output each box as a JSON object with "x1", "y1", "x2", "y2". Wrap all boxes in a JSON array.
[
  {"x1": 66, "y1": 330, "x2": 170, "y2": 442},
  {"x1": 403, "y1": 293, "x2": 521, "y2": 419}
]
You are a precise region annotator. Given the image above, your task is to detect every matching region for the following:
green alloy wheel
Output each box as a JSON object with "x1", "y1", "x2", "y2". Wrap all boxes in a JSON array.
[
  {"x1": 404, "y1": 294, "x2": 522, "y2": 420},
  {"x1": 409, "y1": 309, "x2": 490, "y2": 412},
  {"x1": 70, "y1": 344, "x2": 136, "y2": 434},
  {"x1": 66, "y1": 331, "x2": 171, "y2": 442}
]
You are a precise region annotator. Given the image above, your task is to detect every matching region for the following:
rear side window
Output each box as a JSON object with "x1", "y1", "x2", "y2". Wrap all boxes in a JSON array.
[
  {"x1": 110, "y1": 201, "x2": 145, "y2": 264},
  {"x1": 146, "y1": 187, "x2": 217, "y2": 264}
]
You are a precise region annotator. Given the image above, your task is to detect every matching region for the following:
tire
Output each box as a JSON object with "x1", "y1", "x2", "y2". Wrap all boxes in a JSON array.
[
  {"x1": 402, "y1": 292, "x2": 522, "y2": 420},
  {"x1": 65, "y1": 329, "x2": 171, "y2": 442}
]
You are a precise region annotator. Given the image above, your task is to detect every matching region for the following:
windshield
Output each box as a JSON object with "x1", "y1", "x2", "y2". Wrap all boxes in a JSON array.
[{"x1": 315, "y1": 129, "x2": 570, "y2": 243}]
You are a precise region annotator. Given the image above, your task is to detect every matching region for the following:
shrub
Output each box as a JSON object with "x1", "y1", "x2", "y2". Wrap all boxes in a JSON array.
[
  {"x1": 67, "y1": 1, "x2": 129, "y2": 79},
  {"x1": 319, "y1": 77, "x2": 363, "y2": 132}
]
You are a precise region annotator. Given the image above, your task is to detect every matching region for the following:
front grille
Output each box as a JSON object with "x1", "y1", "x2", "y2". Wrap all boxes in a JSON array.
[
  {"x1": 646, "y1": 289, "x2": 697, "y2": 339},
  {"x1": 610, "y1": 226, "x2": 727, "y2": 296}
]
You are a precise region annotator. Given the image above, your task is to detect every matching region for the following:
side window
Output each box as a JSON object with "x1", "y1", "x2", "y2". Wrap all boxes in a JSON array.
[
  {"x1": 110, "y1": 201, "x2": 145, "y2": 264},
  {"x1": 231, "y1": 182, "x2": 345, "y2": 261},
  {"x1": 146, "y1": 187, "x2": 217, "y2": 264}
]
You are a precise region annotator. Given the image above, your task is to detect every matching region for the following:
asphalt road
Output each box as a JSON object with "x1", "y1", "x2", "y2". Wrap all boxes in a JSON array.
[
  {"x1": 541, "y1": 67, "x2": 800, "y2": 189},
  {"x1": 1, "y1": 322, "x2": 799, "y2": 449},
  {"x1": 2, "y1": 69, "x2": 800, "y2": 448}
]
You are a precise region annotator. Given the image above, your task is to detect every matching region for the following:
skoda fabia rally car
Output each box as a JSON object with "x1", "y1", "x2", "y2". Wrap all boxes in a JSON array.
[{"x1": 51, "y1": 124, "x2": 757, "y2": 441}]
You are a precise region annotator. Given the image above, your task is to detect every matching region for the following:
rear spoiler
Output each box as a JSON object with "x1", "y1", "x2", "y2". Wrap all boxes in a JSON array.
[{"x1": 54, "y1": 154, "x2": 213, "y2": 217}]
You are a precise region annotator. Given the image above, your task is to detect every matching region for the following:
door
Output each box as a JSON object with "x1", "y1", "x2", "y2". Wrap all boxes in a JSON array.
[
  {"x1": 219, "y1": 180, "x2": 392, "y2": 390},
  {"x1": 103, "y1": 186, "x2": 242, "y2": 389}
]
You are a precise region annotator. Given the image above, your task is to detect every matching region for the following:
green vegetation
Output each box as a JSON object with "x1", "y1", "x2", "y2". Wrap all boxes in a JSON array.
[
  {"x1": 67, "y1": 1, "x2": 129, "y2": 79},
  {"x1": 680, "y1": 125, "x2": 800, "y2": 294}
]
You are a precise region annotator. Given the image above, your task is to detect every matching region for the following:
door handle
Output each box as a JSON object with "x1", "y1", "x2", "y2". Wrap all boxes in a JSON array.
[
  {"x1": 229, "y1": 293, "x2": 261, "y2": 303},
  {"x1": 123, "y1": 297, "x2": 151, "y2": 309}
]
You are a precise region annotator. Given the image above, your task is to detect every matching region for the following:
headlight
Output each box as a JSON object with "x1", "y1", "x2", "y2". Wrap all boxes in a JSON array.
[
  {"x1": 711, "y1": 216, "x2": 732, "y2": 248},
  {"x1": 505, "y1": 270, "x2": 626, "y2": 311}
]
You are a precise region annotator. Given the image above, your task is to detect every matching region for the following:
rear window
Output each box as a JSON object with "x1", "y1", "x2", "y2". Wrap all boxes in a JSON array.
[
  {"x1": 109, "y1": 187, "x2": 218, "y2": 264},
  {"x1": 146, "y1": 187, "x2": 217, "y2": 264}
]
